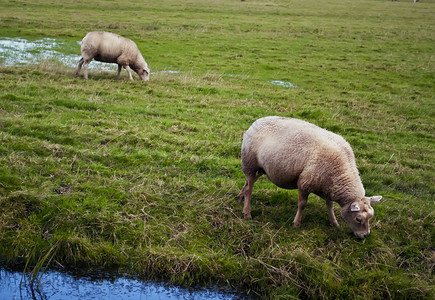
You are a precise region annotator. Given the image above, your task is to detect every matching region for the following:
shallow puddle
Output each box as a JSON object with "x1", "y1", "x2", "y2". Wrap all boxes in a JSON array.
[
  {"x1": 0, "y1": 37, "x2": 116, "y2": 71},
  {"x1": 0, "y1": 266, "x2": 248, "y2": 299},
  {"x1": 156, "y1": 70, "x2": 181, "y2": 74},
  {"x1": 0, "y1": 37, "x2": 183, "y2": 75},
  {"x1": 269, "y1": 80, "x2": 297, "y2": 88}
]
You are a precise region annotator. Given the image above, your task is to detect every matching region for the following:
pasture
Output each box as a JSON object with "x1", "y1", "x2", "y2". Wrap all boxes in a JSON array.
[{"x1": 0, "y1": 0, "x2": 434, "y2": 298}]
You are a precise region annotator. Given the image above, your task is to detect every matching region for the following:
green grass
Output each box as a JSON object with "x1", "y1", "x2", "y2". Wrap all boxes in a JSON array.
[{"x1": 0, "y1": 0, "x2": 434, "y2": 298}]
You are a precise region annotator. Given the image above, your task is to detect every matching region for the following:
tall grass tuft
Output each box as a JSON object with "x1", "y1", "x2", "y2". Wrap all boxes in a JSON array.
[{"x1": 20, "y1": 242, "x2": 58, "y2": 290}]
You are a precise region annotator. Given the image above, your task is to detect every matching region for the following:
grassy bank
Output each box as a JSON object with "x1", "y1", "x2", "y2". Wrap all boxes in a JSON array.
[{"x1": 1, "y1": 0, "x2": 434, "y2": 298}]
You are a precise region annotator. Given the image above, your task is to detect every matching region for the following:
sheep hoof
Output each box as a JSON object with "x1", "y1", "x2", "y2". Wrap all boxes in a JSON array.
[
  {"x1": 243, "y1": 213, "x2": 252, "y2": 219},
  {"x1": 293, "y1": 221, "x2": 302, "y2": 228},
  {"x1": 330, "y1": 221, "x2": 340, "y2": 227}
]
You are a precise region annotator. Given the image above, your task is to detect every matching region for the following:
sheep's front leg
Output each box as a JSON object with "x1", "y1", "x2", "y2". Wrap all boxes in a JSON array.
[
  {"x1": 125, "y1": 65, "x2": 134, "y2": 81},
  {"x1": 326, "y1": 200, "x2": 339, "y2": 227},
  {"x1": 293, "y1": 190, "x2": 309, "y2": 227}
]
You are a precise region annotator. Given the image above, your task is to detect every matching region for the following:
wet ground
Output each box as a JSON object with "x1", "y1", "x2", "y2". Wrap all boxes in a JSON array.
[
  {"x1": 268, "y1": 80, "x2": 297, "y2": 88},
  {"x1": 0, "y1": 37, "x2": 114, "y2": 71},
  {"x1": 0, "y1": 37, "x2": 297, "y2": 88}
]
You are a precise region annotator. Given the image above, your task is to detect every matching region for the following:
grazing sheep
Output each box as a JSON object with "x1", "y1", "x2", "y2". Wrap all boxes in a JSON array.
[
  {"x1": 75, "y1": 31, "x2": 150, "y2": 81},
  {"x1": 238, "y1": 116, "x2": 382, "y2": 238}
]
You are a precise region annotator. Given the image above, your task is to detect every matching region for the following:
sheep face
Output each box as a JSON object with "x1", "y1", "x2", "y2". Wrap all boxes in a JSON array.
[
  {"x1": 341, "y1": 196, "x2": 382, "y2": 238},
  {"x1": 136, "y1": 67, "x2": 150, "y2": 81}
]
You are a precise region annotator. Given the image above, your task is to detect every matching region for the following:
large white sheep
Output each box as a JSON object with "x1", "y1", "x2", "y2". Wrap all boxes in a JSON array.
[
  {"x1": 238, "y1": 116, "x2": 382, "y2": 238},
  {"x1": 75, "y1": 31, "x2": 150, "y2": 81}
]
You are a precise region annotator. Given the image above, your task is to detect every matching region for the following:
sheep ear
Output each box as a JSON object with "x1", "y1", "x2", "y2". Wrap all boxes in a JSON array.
[
  {"x1": 350, "y1": 203, "x2": 360, "y2": 212},
  {"x1": 369, "y1": 196, "x2": 382, "y2": 204}
]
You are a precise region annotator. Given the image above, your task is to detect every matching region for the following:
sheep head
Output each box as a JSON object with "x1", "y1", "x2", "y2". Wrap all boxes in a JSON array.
[
  {"x1": 341, "y1": 196, "x2": 382, "y2": 238},
  {"x1": 136, "y1": 66, "x2": 150, "y2": 81}
]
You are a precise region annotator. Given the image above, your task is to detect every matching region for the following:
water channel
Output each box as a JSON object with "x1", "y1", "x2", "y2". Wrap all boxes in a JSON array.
[{"x1": 0, "y1": 265, "x2": 249, "y2": 299}]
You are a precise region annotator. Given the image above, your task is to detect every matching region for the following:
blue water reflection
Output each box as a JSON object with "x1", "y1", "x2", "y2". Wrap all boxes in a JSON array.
[{"x1": 0, "y1": 266, "x2": 248, "y2": 300}]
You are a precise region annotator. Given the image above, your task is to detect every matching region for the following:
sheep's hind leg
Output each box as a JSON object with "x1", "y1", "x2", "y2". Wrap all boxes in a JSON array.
[
  {"x1": 82, "y1": 59, "x2": 92, "y2": 79},
  {"x1": 117, "y1": 65, "x2": 122, "y2": 79},
  {"x1": 238, "y1": 171, "x2": 262, "y2": 219},
  {"x1": 75, "y1": 57, "x2": 84, "y2": 77},
  {"x1": 293, "y1": 190, "x2": 309, "y2": 227},
  {"x1": 237, "y1": 182, "x2": 249, "y2": 202}
]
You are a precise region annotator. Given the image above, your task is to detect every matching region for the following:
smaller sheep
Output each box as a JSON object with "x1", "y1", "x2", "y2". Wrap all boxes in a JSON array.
[
  {"x1": 238, "y1": 116, "x2": 382, "y2": 238},
  {"x1": 75, "y1": 31, "x2": 150, "y2": 81}
]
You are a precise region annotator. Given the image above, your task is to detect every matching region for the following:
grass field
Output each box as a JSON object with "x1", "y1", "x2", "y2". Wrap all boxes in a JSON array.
[{"x1": 1, "y1": 0, "x2": 434, "y2": 298}]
